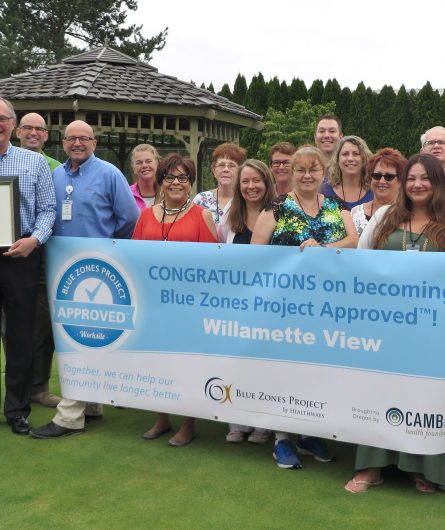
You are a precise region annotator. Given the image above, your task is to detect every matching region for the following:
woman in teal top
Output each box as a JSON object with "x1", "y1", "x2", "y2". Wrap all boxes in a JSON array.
[{"x1": 347, "y1": 153, "x2": 445, "y2": 494}]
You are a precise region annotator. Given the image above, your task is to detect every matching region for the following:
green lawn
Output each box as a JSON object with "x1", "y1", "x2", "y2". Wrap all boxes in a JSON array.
[{"x1": 0, "y1": 356, "x2": 443, "y2": 529}]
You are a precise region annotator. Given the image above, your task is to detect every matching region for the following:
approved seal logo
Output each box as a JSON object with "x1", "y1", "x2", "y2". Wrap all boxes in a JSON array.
[{"x1": 54, "y1": 256, "x2": 135, "y2": 348}]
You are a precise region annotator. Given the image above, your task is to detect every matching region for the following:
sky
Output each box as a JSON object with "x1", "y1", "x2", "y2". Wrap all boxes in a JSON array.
[{"x1": 127, "y1": 0, "x2": 445, "y2": 93}]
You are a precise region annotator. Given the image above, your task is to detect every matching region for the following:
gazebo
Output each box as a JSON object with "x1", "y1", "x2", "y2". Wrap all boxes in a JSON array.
[{"x1": 0, "y1": 46, "x2": 262, "y2": 188}]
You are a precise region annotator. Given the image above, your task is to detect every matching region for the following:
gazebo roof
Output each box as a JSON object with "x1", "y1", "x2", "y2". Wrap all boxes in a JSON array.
[{"x1": 0, "y1": 46, "x2": 261, "y2": 122}]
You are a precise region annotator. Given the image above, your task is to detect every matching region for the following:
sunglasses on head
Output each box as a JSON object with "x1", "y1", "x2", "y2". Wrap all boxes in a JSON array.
[{"x1": 370, "y1": 172, "x2": 398, "y2": 182}]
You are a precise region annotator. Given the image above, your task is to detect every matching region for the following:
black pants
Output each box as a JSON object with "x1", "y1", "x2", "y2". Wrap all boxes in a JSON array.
[
  {"x1": 32, "y1": 249, "x2": 55, "y2": 395},
  {"x1": 0, "y1": 248, "x2": 40, "y2": 419}
]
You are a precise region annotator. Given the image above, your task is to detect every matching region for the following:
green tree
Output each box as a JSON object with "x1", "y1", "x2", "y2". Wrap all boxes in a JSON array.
[
  {"x1": 412, "y1": 82, "x2": 441, "y2": 141},
  {"x1": 256, "y1": 100, "x2": 336, "y2": 162},
  {"x1": 348, "y1": 82, "x2": 372, "y2": 142},
  {"x1": 0, "y1": 0, "x2": 168, "y2": 77},
  {"x1": 371, "y1": 85, "x2": 396, "y2": 149},
  {"x1": 232, "y1": 74, "x2": 248, "y2": 106},
  {"x1": 288, "y1": 78, "x2": 308, "y2": 104},
  {"x1": 280, "y1": 81, "x2": 289, "y2": 110},
  {"x1": 336, "y1": 87, "x2": 352, "y2": 133},
  {"x1": 308, "y1": 79, "x2": 324, "y2": 105},
  {"x1": 322, "y1": 78, "x2": 341, "y2": 104},
  {"x1": 218, "y1": 83, "x2": 232, "y2": 99},
  {"x1": 391, "y1": 85, "x2": 415, "y2": 155},
  {"x1": 267, "y1": 76, "x2": 282, "y2": 110},
  {"x1": 246, "y1": 73, "x2": 268, "y2": 114},
  {"x1": 206, "y1": 83, "x2": 215, "y2": 94}
]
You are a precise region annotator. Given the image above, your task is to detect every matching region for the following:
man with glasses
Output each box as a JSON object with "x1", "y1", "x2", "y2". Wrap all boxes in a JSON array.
[
  {"x1": 0, "y1": 98, "x2": 56, "y2": 434},
  {"x1": 15, "y1": 113, "x2": 62, "y2": 408},
  {"x1": 16, "y1": 113, "x2": 60, "y2": 171},
  {"x1": 30, "y1": 119, "x2": 139, "y2": 439},
  {"x1": 269, "y1": 142, "x2": 296, "y2": 195},
  {"x1": 421, "y1": 126, "x2": 445, "y2": 169}
]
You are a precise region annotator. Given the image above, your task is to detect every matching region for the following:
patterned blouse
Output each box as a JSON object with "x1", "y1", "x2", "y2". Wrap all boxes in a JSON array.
[
  {"x1": 267, "y1": 194, "x2": 347, "y2": 246},
  {"x1": 193, "y1": 190, "x2": 231, "y2": 225}
]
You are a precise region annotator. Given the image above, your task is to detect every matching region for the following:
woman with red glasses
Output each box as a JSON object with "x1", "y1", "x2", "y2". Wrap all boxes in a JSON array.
[{"x1": 351, "y1": 148, "x2": 407, "y2": 235}]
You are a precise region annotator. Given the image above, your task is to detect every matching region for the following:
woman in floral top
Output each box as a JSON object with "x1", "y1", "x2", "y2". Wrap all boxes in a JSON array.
[{"x1": 252, "y1": 145, "x2": 358, "y2": 249}]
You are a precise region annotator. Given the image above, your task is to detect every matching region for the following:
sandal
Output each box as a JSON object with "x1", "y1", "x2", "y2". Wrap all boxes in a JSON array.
[
  {"x1": 345, "y1": 477, "x2": 383, "y2": 493},
  {"x1": 413, "y1": 474, "x2": 437, "y2": 493}
]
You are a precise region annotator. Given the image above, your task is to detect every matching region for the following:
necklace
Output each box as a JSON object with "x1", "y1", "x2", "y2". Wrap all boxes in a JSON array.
[
  {"x1": 402, "y1": 220, "x2": 430, "y2": 251},
  {"x1": 293, "y1": 192, "x2": 320, "y2": 240},
  {"x1": 160, "y1": 199, "x2": 191, "y2": 241},
  {"x1": 161, "y1": 198, "x2": 191, "y2": 216},
  {"x1": 137, "y1": 184, "x2": 155, "y2": 199},
  {"x1": 341, "y1": 181, "x2": 362, "y2": 205}
]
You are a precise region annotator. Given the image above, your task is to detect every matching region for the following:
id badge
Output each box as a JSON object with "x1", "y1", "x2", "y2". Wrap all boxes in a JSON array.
[
  {"x1": 405, "y1": 243, "x2": 420, "y2": 251},
  {"x1": 62, "y1": 199, "x2": 73, "y2": 220}
]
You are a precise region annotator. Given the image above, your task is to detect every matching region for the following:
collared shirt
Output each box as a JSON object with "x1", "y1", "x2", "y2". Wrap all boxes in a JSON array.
[
  {"x1": 42, "y1": 152, "x2": 61, "y2": 172},
  {"x1": 53, "y1": 154, "x2": 140, "y2": 238},
  {"x1": 0, "y1": 143, "x2": 56, "y2": 244}
]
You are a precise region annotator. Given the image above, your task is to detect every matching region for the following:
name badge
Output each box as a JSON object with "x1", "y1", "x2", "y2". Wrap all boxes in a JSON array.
[
  {"x1": 405, "y1": 243, "x2": 420, "y2": 252},
  {"x1": 62, "y1": 200, "x2": 73, "y2": 221}
]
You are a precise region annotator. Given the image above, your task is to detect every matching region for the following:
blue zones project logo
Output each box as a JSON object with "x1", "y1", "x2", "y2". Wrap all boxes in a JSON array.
[
  {"x1": 54, "y1": 257, "x2": 135, "y2": 348},
  {"x1": 205, "y1": 377, "x2": 232, "y2": 404}
]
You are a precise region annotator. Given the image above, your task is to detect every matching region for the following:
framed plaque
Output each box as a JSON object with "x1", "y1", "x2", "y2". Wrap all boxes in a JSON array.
[{"x1": 0, "y1": 176, "x2": 20, "y2": 248}]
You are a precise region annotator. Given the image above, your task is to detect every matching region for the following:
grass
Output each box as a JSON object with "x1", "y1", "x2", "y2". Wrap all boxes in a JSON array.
[{"x1": 0, "y1": 354, "x2": 443, "y2": 529}]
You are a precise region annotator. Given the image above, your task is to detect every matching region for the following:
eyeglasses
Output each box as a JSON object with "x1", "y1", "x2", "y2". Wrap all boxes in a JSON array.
[
  {"x1": 293, "y1": 167, "x2": 323, "y2": 177},
  {"x1": 423, "y1": 139, "x2": 445, "y2": 148},
  {"x1": 214, "y1": 162, "x2": 238, "y2": 170},
  {"x1": 271, "y1": 160, "x2": 291, "y2": 168},
  {"x1": 164, "y1": 173, "x2": 190, "y2": 184},
  {"x1": 63, "y1": 136, "x2": 95, "y2": 143},
  {"x1": 370, "y1": 172, "x2": 398, "y2": 182},
  {"x1": 0, "y1": 116, "x2": 14, "y2": 124},
  {"x1": 19, "y1": 125, "x2": 47, "y2": 133}
]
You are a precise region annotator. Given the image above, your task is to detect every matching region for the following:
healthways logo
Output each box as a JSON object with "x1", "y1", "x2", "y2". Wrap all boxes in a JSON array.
[
  {"x1": 204, "y1": 377, "x2": 232, "y2": 404},
  {"x1": 54, "y1": 257, "x2": 135, "y2": 348}
]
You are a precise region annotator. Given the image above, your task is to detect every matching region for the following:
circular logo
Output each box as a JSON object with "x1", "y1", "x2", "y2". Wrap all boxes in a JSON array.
[
  {"x1": 386, "y1": 407, "x2": 404, "y2": 426},
  {"x1": 204, "y1": 377, "x2": 232, "y2": 404},
  {"x1": 54, "y1": 257, "x2": 135, "y2": 348}
]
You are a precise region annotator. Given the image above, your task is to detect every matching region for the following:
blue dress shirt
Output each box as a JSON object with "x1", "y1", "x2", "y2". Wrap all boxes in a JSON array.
[
  {"x1": 53, "y1": 154, "x2": 139, "y2": 238},
  {"x1": 0, "y1": 144, "x2": 56, "y2": 244}
]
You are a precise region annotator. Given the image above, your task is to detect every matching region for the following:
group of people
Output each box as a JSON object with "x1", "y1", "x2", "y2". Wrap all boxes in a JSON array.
[{"x1": 1, "y1": 96, "x2": 444, "y2": 493}]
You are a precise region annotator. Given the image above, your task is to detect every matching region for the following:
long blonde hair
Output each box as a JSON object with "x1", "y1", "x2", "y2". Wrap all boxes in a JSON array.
[{"x1": 329, "y1": 135, "x2": 372, "y2": 189}]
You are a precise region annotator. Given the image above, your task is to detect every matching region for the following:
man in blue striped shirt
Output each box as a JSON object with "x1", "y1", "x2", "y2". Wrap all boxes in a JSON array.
[{"x1": 0, "y1": 97, "x2": 56, "y2": 435}]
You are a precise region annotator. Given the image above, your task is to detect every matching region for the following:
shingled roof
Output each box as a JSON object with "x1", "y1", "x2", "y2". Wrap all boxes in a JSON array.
[{"x1": 0, "y1": 46, "x2": 262, "y2": 122}]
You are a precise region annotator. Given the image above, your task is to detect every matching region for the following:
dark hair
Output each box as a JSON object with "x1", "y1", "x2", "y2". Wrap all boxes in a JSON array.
[
  {"x1": 269, "y1": 142, "x2": 296, "y2": 163},
  {"x1": 371, "y1": 153, "x2": 445, "y2": 250},
  {"x1": 367, "y1": 147, "x2": 407, "y2": 178},
  {"x1": 315, "y1": 114, "x2": 342, "y2": 134},
  {"x1": 212, "y1": 143, "x2": 247, "y2": 167},
  {"x1": 228, "y1": 159, "x2": 276, "y2": 233},
  {"x1": 156, "y1": 153, "x2": 196, "y2": 185}
]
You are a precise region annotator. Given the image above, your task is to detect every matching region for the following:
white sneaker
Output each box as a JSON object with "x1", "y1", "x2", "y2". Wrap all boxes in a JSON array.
[
  {"x1": 247, "y1": 429, "x2": 270, "y2": 444},
  {"x1": 226, "y1": 430, "x2": 244, "y2": 443}
]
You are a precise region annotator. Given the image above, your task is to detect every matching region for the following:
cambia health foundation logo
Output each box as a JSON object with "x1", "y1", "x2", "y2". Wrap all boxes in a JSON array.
[
  {"x1": 386, "y1": 407, "x2": 404, "y2": 426},
  {"x1": 54, "y1": 256, "x2": 135, "y2": 349}
]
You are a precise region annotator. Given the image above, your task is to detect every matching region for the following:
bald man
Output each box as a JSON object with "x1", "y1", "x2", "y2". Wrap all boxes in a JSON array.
[
  {"x1": 420, "y1": 126, "x2": 445, "y2": 170},
  {"x1": 15, "y1": 113, "x2": 62, "y2": 407},
  {"x1": 30, "y1": 120, "x2": 139, "y2": 439}
]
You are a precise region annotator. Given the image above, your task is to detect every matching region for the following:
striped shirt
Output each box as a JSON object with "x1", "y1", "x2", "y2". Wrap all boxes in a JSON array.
[{"x1": 0, "y1": 143, "x2": 56, "y2": 244}]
